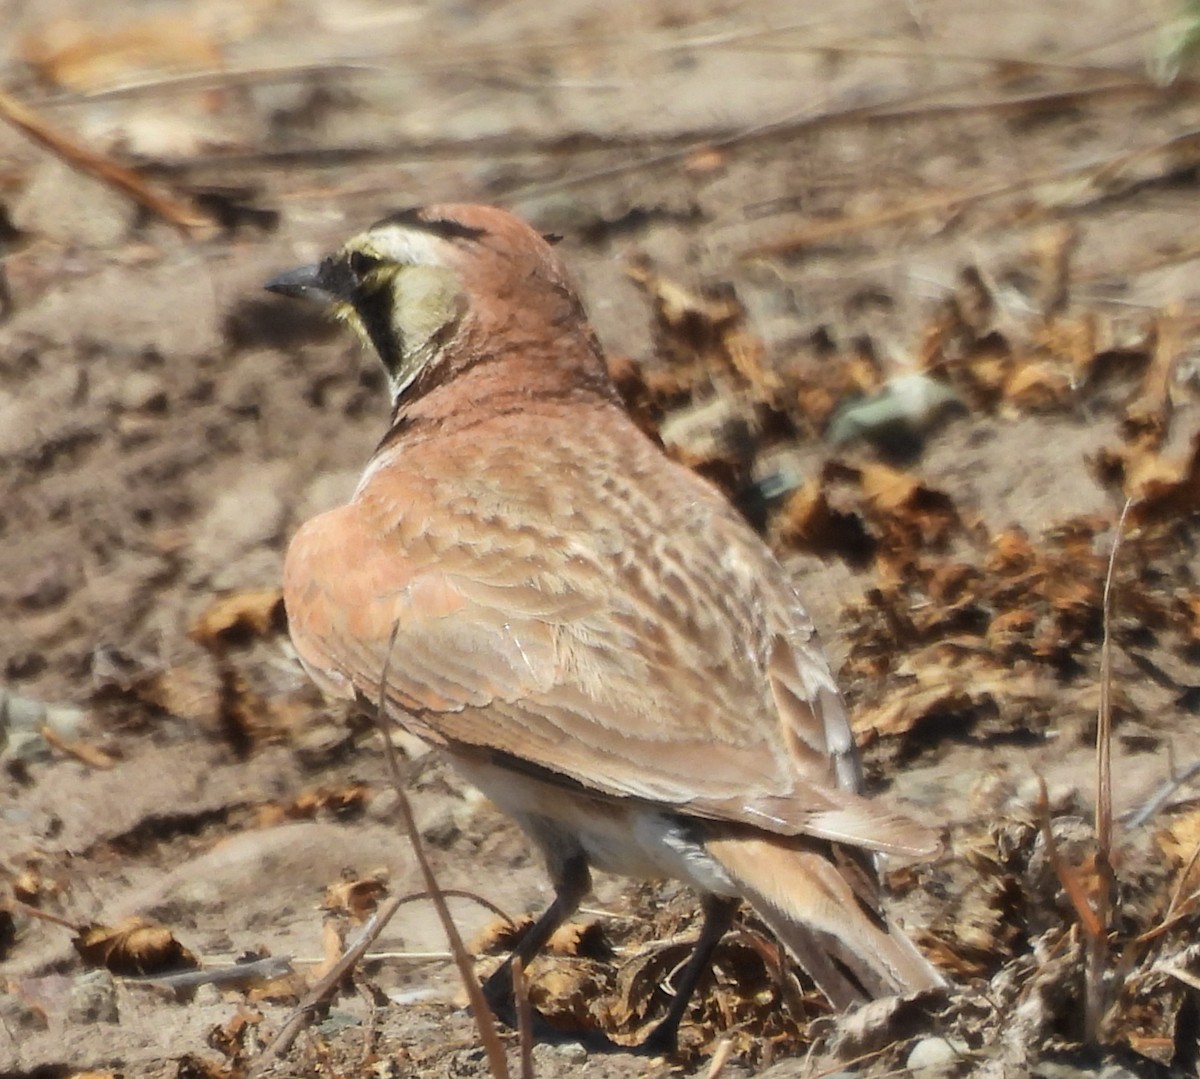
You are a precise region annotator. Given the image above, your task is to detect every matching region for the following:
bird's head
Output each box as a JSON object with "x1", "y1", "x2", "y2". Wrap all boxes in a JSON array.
[{"x1": 266, "y1": 204, "x2": 608, "y2": 406}]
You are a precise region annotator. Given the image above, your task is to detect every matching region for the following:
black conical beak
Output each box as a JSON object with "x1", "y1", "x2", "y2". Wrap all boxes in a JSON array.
[
  {"x1": 264, "y1": 263, "x2": 337, "y2": 304},
  {"x1": 268, "y1": 252, "x2": 362, "y2": 306}
]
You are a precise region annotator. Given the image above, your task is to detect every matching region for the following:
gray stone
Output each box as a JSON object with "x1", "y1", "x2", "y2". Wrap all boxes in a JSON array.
[
  {"x1": 907, "y1": 1035, "x2": 967, "y2": 1072},
  {"x1": 532, "y1": 1040, "x2": 588, "y2": 1067},
  {"x1": 67, "y1": 969, "x2": 119, "y2": 1024}
]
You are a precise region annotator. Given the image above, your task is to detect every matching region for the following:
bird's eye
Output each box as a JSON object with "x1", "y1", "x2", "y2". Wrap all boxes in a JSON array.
[{"x1": 349, "y1": 251, "x2": 383, "y2": 279}]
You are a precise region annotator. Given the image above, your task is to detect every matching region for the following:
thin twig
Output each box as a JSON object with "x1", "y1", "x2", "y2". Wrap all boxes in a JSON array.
[
  {"x1": 36, "y1": 723, "x2": 115, "y2": 769},
  {"x1": 1137, "y1": 839, "x2": 1200, "y2": 945},
  {"x1": 1137, "y1": 889, "x2": 1200, "y2": 945},
  {"x1": 12, "y1": 901, "x2": 83, "y2": 932},
  {"x1": 251, "y1": 895, "x2": 406, "y2": 1072},
  {"x1": 252, "y1": 676, "x2": 515, "y2": 1073},
  {"x1": 127, "y1": 955, "x2": 294, "y2": 992},
  {"x1": 705, "y1": 1037, "x2": 734, "y2": 1079},
  {"x1": 1123, "y1": 759, "x2": 1200, "y2": 827},
  {"x1": 365, "y1": 886, "x2": 513, "y2": 926},
  {"x1": 0, "y1": 88, "x2": 211, "y2": 230},
  {"x1": 374, "y1": 622, "x2": 511, "y2": 1079},
  {"x1": 1159, "y1": 958, "x2": 1200, "y2": 992},
  {"x1": 512, "y1": 957, "x2": 534, "y2": 1079}
]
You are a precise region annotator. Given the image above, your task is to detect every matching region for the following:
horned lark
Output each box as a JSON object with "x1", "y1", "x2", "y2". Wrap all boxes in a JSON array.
[{"x1": 267, "y1": 204, "x2": 944, "y2": 1050}]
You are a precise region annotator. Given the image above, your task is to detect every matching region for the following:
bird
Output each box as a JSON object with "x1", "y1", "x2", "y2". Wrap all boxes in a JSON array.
[{"x1": 266, "y1": 203, "x2": 945, "y2": 1050}]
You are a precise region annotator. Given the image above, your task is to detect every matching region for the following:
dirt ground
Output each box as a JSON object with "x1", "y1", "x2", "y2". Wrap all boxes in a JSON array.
[{"x1": 6, "y1": 1, "x2": 1200, "y2": 1076}]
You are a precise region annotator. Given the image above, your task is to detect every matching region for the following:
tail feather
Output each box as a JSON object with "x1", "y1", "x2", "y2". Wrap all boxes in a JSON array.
[{"x1": 704, "y1": 833, "x2": 944, "y2": 1006}]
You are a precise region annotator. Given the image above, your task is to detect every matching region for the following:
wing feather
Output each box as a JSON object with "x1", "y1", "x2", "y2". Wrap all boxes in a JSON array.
[{"x1": 283, "y1": 427, "x2": 938, "y2": 857}]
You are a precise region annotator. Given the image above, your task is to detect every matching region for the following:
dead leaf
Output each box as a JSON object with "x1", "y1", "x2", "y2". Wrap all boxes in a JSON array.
[
  {"x1": 1158, "y1": 807, "x2": 1200, "y2": 868},
  {"x1": 13, "y1": 867, "x2": 43, "y2": 904},
  {"x1": 472, "y1": 915, "x2": 532, "y2": 956},
  {"x1": 244, "y1": 967, "x2": 307, "y2": 1005},
  {"x1": 547, "y1": 921, "x2": 612, "y2": 959},
  {"x1": 12, "y1": 860, "x2": 65, "y2": 906},
  {"x1": 925, "y1": 561, "x2": 984, "y2": 606},
  {"x1": 131, "y1": 663, "x2": 220, "y2": 724},
  {"x1": 526, "y1": 959, "x2": 610, "y2": 1032},
  {"x1": 1122, "y1": 308, "x2": 1184, "y2": 446},
  {"x1": 987, "y1": 529, "x2": 1039, "y2": 575},
  {"x1": 627, "y1": 263, "x2": 740, "y2": 336},
  {"x1": 858, "y1": 462, "x2": 958, "y2": 533},
  {"x1": 854, "y1": 660, "x2": 1045, "y2": 743},
  {"x1": 724, "y1": 327, "x2": 782, "y2": 397},
  {"x1": 771, "y1": 477, "x2": 875, "y2": 565},
  {"x1": 212, "y1": 659, "x2": 314, "y2": 754},
  {"x1": 1029, "y1": 222, "x2": 1078, "y2": 317},
  {"x1": 190, "y1": 588, "x2": 285, "y2": 651},
  {"x1": 323, "y1": 870, "x2": 389, "y2": 922},
  {"x1": 288, "y1": 784, "x2": 372, "y2": 821},
  {"x1": 1046, "y1": 313, "x2": 1101, "y2": 385},
  {"x1": 74, "y1": 916, "x2": 198, "y2": 976},
  {"x1": 207, "y1": 1004, "x2": 264, "y2": 1062},
  {"x1": 987, "y1": 608, "x2": 1039, "y2": 653},
  {"x1": 1002, "y1": 359, "x2": 1073, "y2": 410},
  {"x1": 175, "y1": 1053, "x2": 240, "y2": 1079},
  {"x1": 1124, "y1": 429, "x2": 1200, "y2": 523},
  {"x1": 606, "y1": 940, "x2": 692, "y2": 1030},
  {"x1": 311, "y1": 918, "x2": 345, "y2": 984}
]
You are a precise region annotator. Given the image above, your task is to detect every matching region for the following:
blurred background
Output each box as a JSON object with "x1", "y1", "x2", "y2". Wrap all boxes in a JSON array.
[{"x1": 6, "y1": 2, "x2": 1200, "y2": 1076}]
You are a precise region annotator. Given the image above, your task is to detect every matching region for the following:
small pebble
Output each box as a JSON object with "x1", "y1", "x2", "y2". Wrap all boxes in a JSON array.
[
  {"x1": 68, "y1": 970, "x2": 119, "y2": 1024},
  {"x1": 317, "y1": 1010, "x2": 361, "y2": 1033},
  {"x1": 1, "y1": 694, "x2": 90, "y2": 763},
  {"x1": 192, "y1": 983, "x2": 223, "y2": 1007},
  {"x1": 419, "y1": 805, "x2": 462, "y2": 849},
  {"x1": 828, "y1": 373, "x2": 964, "y2": 447},
  {"x1": 532, "y1": 1041, "x2": 588, "y2": 1067},
  {"x1": 907, "y1": 1035, "x2": 967, "y2": 1072}
]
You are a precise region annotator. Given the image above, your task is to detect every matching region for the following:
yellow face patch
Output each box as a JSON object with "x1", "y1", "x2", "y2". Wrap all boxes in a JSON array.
[{"x1": 391, "y1": 264, "x2": 465, "y2": 355}]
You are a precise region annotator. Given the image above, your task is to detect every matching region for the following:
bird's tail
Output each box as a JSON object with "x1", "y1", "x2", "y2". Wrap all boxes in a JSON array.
[{"x1": 704, "y1": 832, "x2": 944, "y2": 1009}]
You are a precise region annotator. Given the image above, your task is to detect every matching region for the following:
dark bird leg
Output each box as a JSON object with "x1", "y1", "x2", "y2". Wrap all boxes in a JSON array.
[
  {"x1": 640, "y1": 894, "x2": 739, "y2": 1054},
  {"x1": 481, "y1": 852, "x2": 591, "y2": 1012}
]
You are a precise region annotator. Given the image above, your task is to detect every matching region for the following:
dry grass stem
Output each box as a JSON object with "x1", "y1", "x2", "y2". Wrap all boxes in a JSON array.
[
  {"x1": 251, "y1": 894, "x2": 405, "y2": 1071},
  {"x1": 375, "y1": 622, "x2": 511, "y2": 1079},
  {"x1": 1088, "y1": 499, "x2": 1131, "y2": 1040},
  {"x1": 704, "y1": 1037, "x2": 734, "y2": 1079},
  {"x1": 130, "y1": 955, "x2": 293, "y2": 991},
  {"x1": 0, "y1": 88, "x2": 211, "y2": 230},
  {"x1": 512, "y1": 957, "x2": 534, "y2": 1079},
  {"x1": 12, "y1": 900, "x2": 83, "y2": 932}
]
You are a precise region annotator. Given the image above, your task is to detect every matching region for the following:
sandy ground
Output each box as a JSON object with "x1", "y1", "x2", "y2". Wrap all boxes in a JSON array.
[{"x1": 5, "y1": 1, "x2": 1200, "y2": 1076}]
